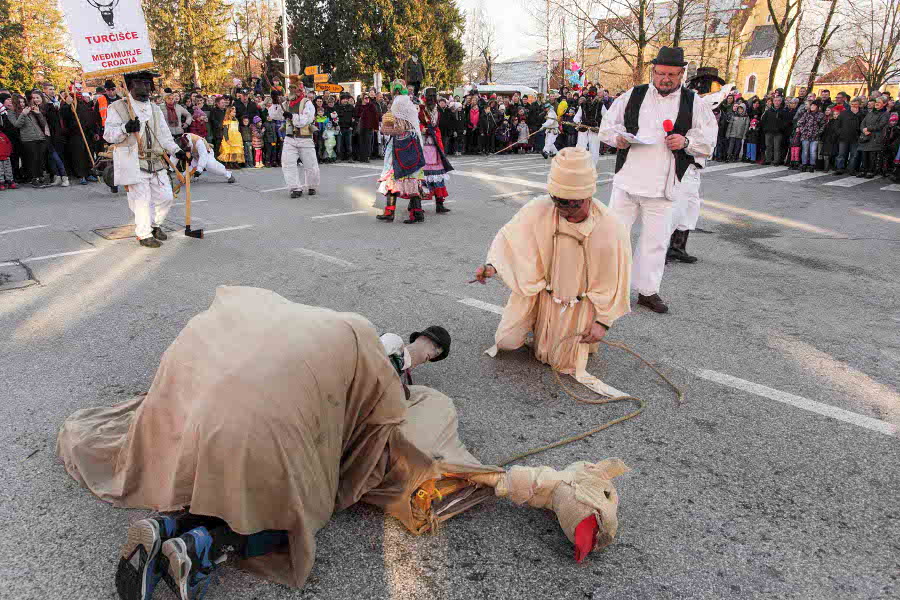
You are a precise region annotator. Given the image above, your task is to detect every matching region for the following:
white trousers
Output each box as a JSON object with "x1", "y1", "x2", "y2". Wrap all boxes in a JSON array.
[
  {"x1": 127, "y1": 171, "x2": 174, "y2": 240},
  {"x1": 576, "y1": 131, "x2": 602, "y2": 166},
  {"x1": 543, "y1": 131, "x2": 558, "y2": 155},
  {"x1": 282, "y1": 137, "x2": 320, "y2": 191},
  {"x1": 670, "y1": 168, "x2": 702, "y2": 232},
  {"x1": 609, "y1": 186, "x2": 673, "y2": 296},
  {"x1": 194, "y1": 157, "x2": 231, "y2": 180}
]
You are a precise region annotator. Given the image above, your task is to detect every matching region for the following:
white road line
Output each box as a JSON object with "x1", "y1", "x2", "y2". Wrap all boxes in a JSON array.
[
  {"x1": 854, "y1": 209, "x2": 900, "y2": 224},
  {"x1": 173, "y1": 199, "x2": 210, "y2": 206},
  {"x1": 458, "y1": 297, "x2": 504, "y2": 315},
  {"x1": 194, "y1": 225, "x2": 253, "y2": 234},
  {"x1": 0, "y1": 248, "x2": 98, "y2": 267},
  {"x1": 350, "y1": 173, "x2": 378, "y2": 179},
  {"x1": 772, "y1": 171, "x2": 831, "y2": 183},
  {"x1": 341, "y1": 162, "x2": 548, "y2": 189},
  {"x1": 879, "y1": 184, "x2": 900, "y2": 192},
  {"x1": 492, "y1": 190, "x2": 532, "y2": 198},
  {"x1": 310, "y1": 210, "x2": 369, "y2": 219},
  {"x1": 729, "y1": 166, "x2": 790, "y2": 178},
  {"x1": 292, "y1": 247, "x2": 354, "y2": 268},
  {"x1": 824, "y1": 176, "x2": 881, "y2": 188},
  {"x1": 0, "y1": 225, "x2": 48, "y2": 235},
  {"x1": 597, "y1": 177, "x2": 613, "y2": 185},
  {"x1": 702, "y1": 200, "x2": 844, "y2": 236},
  {"x1": 260, "y1": 186, "x2": 289, "y2": 193},
  {"x1": 456, "y1": 297, "x2": 896, "y2": 437},
  {"x1": 502, "y1": 165, "x2": 551, "y2": 172},
  {"x1": 694, "y1": 370, "x2": 897, "y2": 437},
  {"x1": 701, "y1": 163, "x2": 747, "y2": 173}
]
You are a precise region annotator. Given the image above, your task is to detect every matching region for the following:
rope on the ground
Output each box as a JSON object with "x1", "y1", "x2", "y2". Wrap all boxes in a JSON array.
[{"x1": 498, "y1": 334, "x2": 683, "y2": 467}]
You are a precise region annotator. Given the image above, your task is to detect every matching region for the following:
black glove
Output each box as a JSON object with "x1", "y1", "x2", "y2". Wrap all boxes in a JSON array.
[
  {"x1": 124, "y1": 117, "x2": 141, "y2": 133},
  {"x1": 174, "y1": 150, "x2": 188, "y2": 162},
  {"x1": 283, "y1": 109, "x2": 292, "y2": 117}
]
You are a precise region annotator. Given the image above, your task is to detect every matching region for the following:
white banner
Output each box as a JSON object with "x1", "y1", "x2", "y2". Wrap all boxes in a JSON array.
[{"x1": 61, "y1": 0, "x2": 155, "y2": 78}]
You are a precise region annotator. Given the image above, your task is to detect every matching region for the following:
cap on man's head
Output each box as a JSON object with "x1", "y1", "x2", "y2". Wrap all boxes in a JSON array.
[
  {"x1": 650, "y1": 47, "x2": 687, "y2": 67},
  {"x1": 547, "y1": 147, "x2": 597, "y2": 200}
]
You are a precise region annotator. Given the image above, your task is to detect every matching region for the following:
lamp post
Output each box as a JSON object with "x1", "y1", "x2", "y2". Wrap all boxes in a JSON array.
[{"x1": 281, "y1": 0, "x2": 290, "y2": 78}]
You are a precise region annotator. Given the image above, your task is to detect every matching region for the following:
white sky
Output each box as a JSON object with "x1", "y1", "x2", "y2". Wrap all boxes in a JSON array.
[{"x1": 456, "y1": 0, "x2": 542, "y2": 62}]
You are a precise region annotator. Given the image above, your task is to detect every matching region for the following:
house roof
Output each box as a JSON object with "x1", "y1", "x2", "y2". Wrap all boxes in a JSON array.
[
  {"x1": 741, "y1": 25, "x2": 777, "y2": 58},
  {"x1": 588, "y1": 0, "x2": 746, "y2": 45},
  {"x1": 814, "y1": 57, "x2": 868, "y2": 84}
]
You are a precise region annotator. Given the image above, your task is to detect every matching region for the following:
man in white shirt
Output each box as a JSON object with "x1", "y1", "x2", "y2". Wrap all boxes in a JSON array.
[
  {"x1": 281, "y1": 77, "x2": 319, "y2": 198},
  {"x1": 104, "y1": 70, "x2": 188, "y2": 249},
  {"x1": 598, "y1": 47, "x2": 717, "y2": 313},
  {"x1": 176, "y1": 132, "x2": 235, "y2": 184}
]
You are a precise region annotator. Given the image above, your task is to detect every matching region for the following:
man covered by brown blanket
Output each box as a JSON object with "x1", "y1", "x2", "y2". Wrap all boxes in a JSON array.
[{"x1": 57, "y1": 286, "x2": 629, "y2": 600}]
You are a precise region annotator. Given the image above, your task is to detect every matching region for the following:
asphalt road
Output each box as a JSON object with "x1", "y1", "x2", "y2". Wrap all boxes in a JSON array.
[{"x1": 1, "y1": 151, "x2": 899, "y2": 600}]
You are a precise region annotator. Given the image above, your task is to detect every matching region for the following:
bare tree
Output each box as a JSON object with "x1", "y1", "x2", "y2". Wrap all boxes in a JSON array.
[
  {"x1": 462, "y1": 1, "x2": 499, "y2": 83},
  {"x1": 803, "y1": 0, "x2": 840, "y2": 93},
  {"x1": 844, "y1": 0, "x2": 900, "y2": 93},
  {"x1": 229, "y1": 0, "x2": 280, "y2": 84},
  {"x1": 764, "y1": 0, "x2": 803, "y2": 93}
]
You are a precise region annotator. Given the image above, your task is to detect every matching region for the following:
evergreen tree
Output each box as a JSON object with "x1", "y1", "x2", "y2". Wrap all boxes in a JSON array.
[
  {"x1": 0, "y1": 0, "x2": 69, "y2": 92},
  {"x1": 142, "y1": 0, "x2": 231, "y2": 90}
]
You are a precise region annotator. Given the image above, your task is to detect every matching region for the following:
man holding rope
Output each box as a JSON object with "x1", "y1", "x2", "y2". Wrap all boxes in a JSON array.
[
  {"x1": 104, "y1": 69, "x2": 187, "y2": 249},
  {"x1": 472, "y1": 148, "x2": 633, "y2": 397}
]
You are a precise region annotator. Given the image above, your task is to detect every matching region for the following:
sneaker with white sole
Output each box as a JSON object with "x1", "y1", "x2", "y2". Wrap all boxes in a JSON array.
[
  {"x1": 162, "y1": 527, "x2": 219, "y2": 600},
  {"x1": 115, "y1": 516, "x2": 177, "y2": 600}
]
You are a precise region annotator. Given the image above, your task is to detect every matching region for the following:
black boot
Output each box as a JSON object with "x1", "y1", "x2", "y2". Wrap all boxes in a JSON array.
[
  {"x1": 290, "y1": 189, "x2": 303, "y2": 198},
  {"x1": 404, "y1": 197, "x2": 425, "y2": 224},
  {"x1": 377, "y1": 195, "x2": 396, "y2": 222},
  {"x1": 151, "y1": 226, "x2": 168, "y2": 241},
  {"x1": 435, "y1": 200, "x2": 451, "y2": 214},
  {"x1": 638, "y1": 294, "x2": 669, "y2": 314},
  {"x1": 139, "y1": 237, "x2": 162, "y2": 248}
]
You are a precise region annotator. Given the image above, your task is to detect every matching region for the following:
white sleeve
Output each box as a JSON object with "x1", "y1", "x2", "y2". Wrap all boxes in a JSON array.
[
  {"x1": 154, "y1": 106, "x2": 181, "y2": 155},
  {"x1": 574, "y1": 107, "x2": 583, "y2": 124},
  {"x1": 292, "y1": 101, "x2": 314, "y2": 128},
  {"x1": 685, "y1": 92, "x2": 718, "y2": 159},
  {"x1": 103, "y1": 104, "x2": 128, "y2": 144},
  {"x1": 195, "y1": 141, "x2": 210, "y2": 172},
  {"x1": 597, "y1": 90, "x2": 630, "y2": 146}
]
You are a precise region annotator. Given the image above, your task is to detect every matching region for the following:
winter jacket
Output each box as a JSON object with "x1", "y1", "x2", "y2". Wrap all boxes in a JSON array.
[
  {"x1": 251, "y1": 123, "x2": 264, "y2": 148},
  {"x1": 820, "y1": 118, "x2": 840, "y2": 152},
  {"x1": 858, "y1": 108, "x2": 889, "y2": 151},
  {"x1": 404, "y1": 58, "x2": 425, "y2": 83},
  {"x1": 835, "y1": 109, "x2": 863, "y2": 144},
  {"x1": 233, "y1": 99, "x2": 260, "y2": 123},
  {"x1": 760, "y1": 106, "x2": 790, "y2": 135},
  {"x1": 0, "y1": 132, "x2": 12, "y2": 160},
  {"x1": 9, "y1": 109, "x2": 48, "y2": 143},
  {"x1": 263, "y1": 121, "x2": 279, "y2": 144},
  {"x1": 478, "y1": 109, "x2": 499, "y2": 135},
  {"x1": 796, "y1": 110, "x2": 826, "y2": 141},
  {"x1": 209, "y1": 107, "x2": 226, "y2": 140},
  {"x1": 335, "y1": 103, "x2": 355, "y2": 129},
  {"x1": 438, "y1": 107, "x2": 455, "y2": 136},
  {"x1": 355, "y1": 101, "x2": 378, "y2": 130},
  {"x1": 239, "y1": 124, "x2": 252, "y2": 143},
  {"x1": 726, "y1": 114, "x2": 749, "y2": 139}
]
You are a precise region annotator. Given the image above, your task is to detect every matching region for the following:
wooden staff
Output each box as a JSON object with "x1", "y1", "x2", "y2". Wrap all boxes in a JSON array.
[
  {"x1": 491, "y1": 127, "x2": 543, "y2": 156},
  {"x1": 68, "y1": 94, "x2": 96, "y2": 169}
]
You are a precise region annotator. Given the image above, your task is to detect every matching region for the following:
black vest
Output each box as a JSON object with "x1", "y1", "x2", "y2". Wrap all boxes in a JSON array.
[
  {"x1": 581, "y1": 99, "x2": 604, "y2": 127},
  {"x1": 614, "y1": 84, "x2": 700, "y2": 181}
]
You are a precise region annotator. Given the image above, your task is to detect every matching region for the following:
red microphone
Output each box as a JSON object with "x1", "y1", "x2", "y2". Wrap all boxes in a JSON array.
[{"x1": 663, "y1": 119, "x2": 674, "y2": 135}]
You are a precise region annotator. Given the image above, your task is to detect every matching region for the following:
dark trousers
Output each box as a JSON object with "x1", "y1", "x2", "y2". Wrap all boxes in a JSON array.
[
  {"x1": 727, "y1": 137, "x2": 743, "y2": 158},
  {"x1": 466, "y1": 128, "x2": 479, "y2": 153},
  {"x1": 764, "y1": 133, "x2": 784, "y2": 164},
  {"x1": 410, "y1": 81, "x2": 421, "y2": 96},
  {"x1": 213, "y1": 137, "x2": 223, "y2": 158},
  {"x1": 357, "y1": 129, "x2": 373, "y2": 162},
  {"x1": 264, "y1": 143, "x2": 278, "y2": 165},
  {"x1": 861, "y1": 150, "x2": 879, "y2": 174},
  {"x1": 835, "y1": 142, "x2": 859, "y2": 171},
  {"x1": 337, "y1": 128, "x2": 352, "y2": 159},
  {"x1": 23, "y1": 139, "x2": 47, "y2": 181}
]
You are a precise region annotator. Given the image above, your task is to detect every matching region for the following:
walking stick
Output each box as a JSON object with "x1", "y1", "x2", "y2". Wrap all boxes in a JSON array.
[
  {"x1": 68, "y1": 95, "x2": 96, "y2": 170},
  {"x1": 490, "y1": 127, "x2": 542, "y2": 156}
]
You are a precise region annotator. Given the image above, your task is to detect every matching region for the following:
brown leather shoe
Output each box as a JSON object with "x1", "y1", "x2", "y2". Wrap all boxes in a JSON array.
[{"x1": 638, "y1": 293, "x2": 669, "y2": 313}]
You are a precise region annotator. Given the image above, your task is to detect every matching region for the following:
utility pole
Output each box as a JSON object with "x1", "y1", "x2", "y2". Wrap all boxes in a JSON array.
[
  {"x1": 281, "y1": 0, "x2": 290, "y2": 78},
  {"x1": 545, "y1": 0, "x2": 551, "y2": 93}
]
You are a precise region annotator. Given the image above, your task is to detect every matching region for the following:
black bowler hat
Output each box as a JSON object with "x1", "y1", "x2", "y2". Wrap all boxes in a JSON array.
[
  {"x1": 650, "y1": 46, "x2": 687, "y2": 67},
  {"x1": 104, "y1": 79, "x2": 117, "y2": 90},
  {"x1": 409, "y1": 326, "x2": 451, "y2": 362}
]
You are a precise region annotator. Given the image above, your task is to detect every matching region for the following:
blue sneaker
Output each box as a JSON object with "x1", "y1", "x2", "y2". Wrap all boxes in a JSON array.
[
  {"x1": 115, "y1": 516, "x2": 177, "y2": 600},
  {"x1": 162, "y1": 527, "x2": 218, "y2": 600}
]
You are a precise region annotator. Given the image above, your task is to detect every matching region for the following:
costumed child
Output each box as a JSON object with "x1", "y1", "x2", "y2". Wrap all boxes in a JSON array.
[
  {"x1": 375, "y1": 94, "x2": 427, "y2": 224},
  {"x1": 217, "y1": 106, "x2": 245, "y2": 168},
  {"x1": 323, "y1": 118, "x2": 337, "y2": 163},
  {"x1": 541, "y1": 102, "x2": 560, "y2": 159},
  {"x1": 251, "y1": 115, "x2": 265, "y2": 168},
  {"x1": 744, "y1": 118, "x2": 760, "y2": 162}
]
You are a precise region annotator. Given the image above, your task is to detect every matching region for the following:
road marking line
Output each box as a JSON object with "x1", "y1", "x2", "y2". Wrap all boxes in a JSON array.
[
  {"x1": 854, "y1": 209, "x2": 900, "y2": 224},
  {"x1": 772, "y1": 171, "x2": 831, "y2": 183},
  {"x1": 702, "y1": 163, "x2": 748, "y2": 173},
  {"x1": 310, "y1": 210, "x2": 370, "y2": 219},
  {"x1": 292, "y1": 247, "x2": 354, "y2": 267},
  {"x1": 341, "y1": 162, "x2": 548, "y2": 190},
  {"x1": 260, "y1": 186, "x2": 289, "y2": 192},
  {"x1": 0, "y1": 225, "x2": 48, "y2": 235},
  {"x1": 502, "y1": 165, "x2": 551, "y2": 172},
  {"x1": 350, "y1": 173, "x2": 378, "y2": 179},
  {"x1": 729, "y1": 166, "x2": 790, "y2": 178},
  {"x1": 0, "y1": 248, "x2": 98, "y2": 267},
  {"x1": 458, "y1": 297, "x2": 504, "y2": 315},
  {"x1": 824, "y1": 176, "x2": 881, "y2": 188},
  {"x1": 456, "y1": 298, "x2": 896, "y2": 437},
  {"x1": 492, "y1": 190, "x2": 532, "y2": 198},
  {"x1": 173, "y1": 199, "x2": 210, "y2": 206},
  {"x1": 702, "y1": 200, "x2": 844, "y2": 237},
  {"x1": 195, "y1": 225, "x2": 253, "y2": 234},
  {"x1": 694, "y1": 370, "x2": 897, "y2": 437},
  {"x1": 879, "y1": 184, "x2": 900, "y2": 192}
]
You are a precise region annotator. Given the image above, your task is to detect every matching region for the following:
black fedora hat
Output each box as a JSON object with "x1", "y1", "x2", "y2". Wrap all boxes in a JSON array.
[
  {"x1": 409, "y1": 326, "x2": 451, "y2": 362},
  {"x1": 650, "y1": 46, "x2": 687, "y2": 68}
]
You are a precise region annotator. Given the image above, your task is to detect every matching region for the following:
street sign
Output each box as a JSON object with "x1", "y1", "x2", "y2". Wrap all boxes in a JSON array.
[
  {"x1": 304, "y1": 65, "x2": 319, "y2": 76},
  {"x1": 315, "y1": 83, "x2": 344, "y2": 93},
  {"x1": 313, "y1": 73, "x2": 330, "y2": 83}
]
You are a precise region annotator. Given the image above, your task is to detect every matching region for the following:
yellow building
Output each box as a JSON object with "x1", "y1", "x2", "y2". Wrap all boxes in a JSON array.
[
  {"x1": 583, "y1": 0, "x2": 798, "y2": 96},
  {"x1": 797, "y1": 57, "x2": 900, "y2": 99}
]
